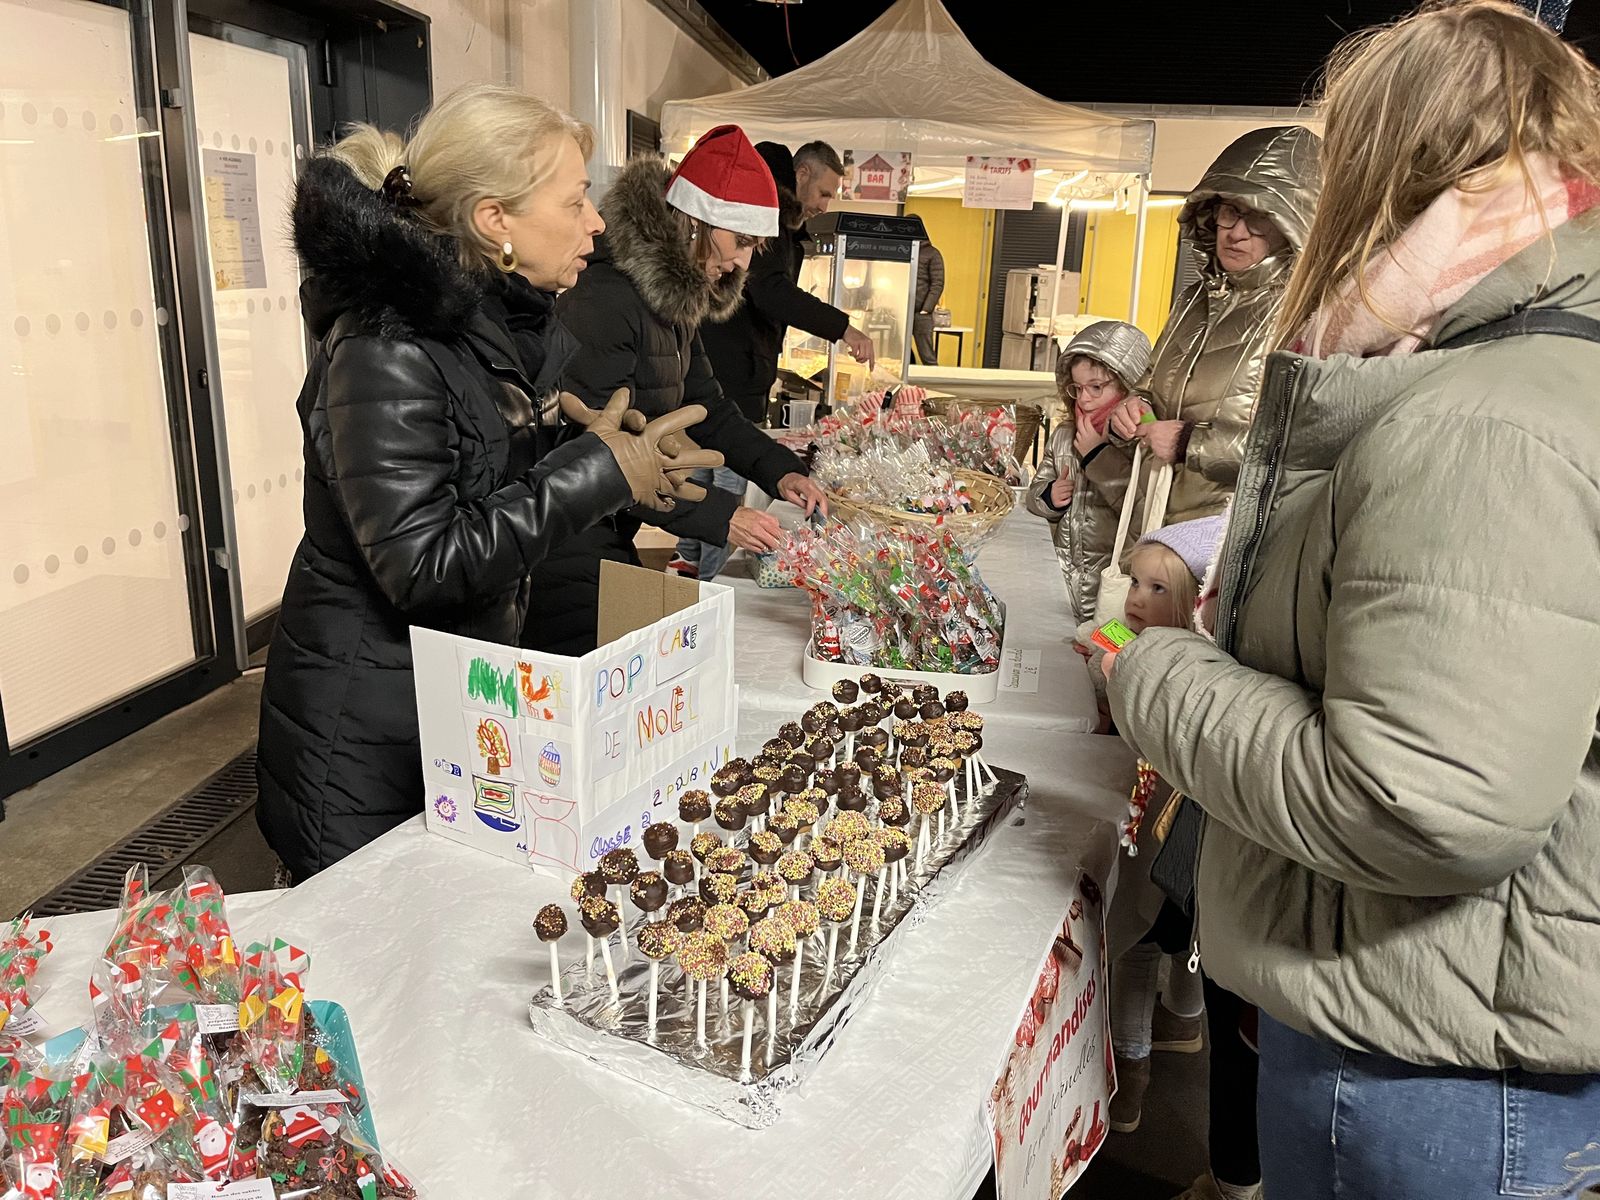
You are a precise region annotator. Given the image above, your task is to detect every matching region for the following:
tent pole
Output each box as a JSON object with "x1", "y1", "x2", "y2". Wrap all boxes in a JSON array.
[
  {"x1": 1128, "y1": 175, "x2": 1151, "y2": 328},
  {"x1": 1045, "y1": 193, "x2": 1072, "y2": 364}
]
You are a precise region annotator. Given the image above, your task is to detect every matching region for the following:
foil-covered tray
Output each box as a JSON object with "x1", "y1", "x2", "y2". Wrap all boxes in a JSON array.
[{"x1": 528, "y1": 767, "x2": 1028, "y2": 1126}]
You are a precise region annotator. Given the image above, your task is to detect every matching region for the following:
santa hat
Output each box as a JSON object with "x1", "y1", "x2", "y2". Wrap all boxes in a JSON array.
[{"x1": 666, "y1": 125, "x2": 780, "y2": 238}]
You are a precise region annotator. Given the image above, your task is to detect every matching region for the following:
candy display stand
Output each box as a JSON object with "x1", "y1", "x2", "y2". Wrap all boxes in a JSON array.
[{"x1": 800, "y1": 637, "x2": 1003, "y2": 705}]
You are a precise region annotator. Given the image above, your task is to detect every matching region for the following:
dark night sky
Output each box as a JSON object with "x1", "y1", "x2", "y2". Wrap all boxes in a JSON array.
[{"x1": 698, "y1": 1, "x2": 1600, "y2": 108}]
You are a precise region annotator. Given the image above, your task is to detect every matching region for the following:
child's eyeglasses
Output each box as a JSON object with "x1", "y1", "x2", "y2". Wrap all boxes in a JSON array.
[{"x1": 1064, "y1": 377, "x2": 1121, "y2": 401}]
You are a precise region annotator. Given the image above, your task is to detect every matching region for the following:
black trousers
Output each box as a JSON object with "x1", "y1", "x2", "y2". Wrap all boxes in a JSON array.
[{"x1": 1205, "y1": 973, "x2": 1262, "y2": 1187}]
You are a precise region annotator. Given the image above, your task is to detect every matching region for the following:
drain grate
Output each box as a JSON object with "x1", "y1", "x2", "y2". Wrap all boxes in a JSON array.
[{"x1": 21, "y1": 749, "x2": 259, "y2": 918}]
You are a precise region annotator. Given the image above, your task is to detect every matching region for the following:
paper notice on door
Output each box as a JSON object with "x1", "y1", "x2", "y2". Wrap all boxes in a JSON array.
[
  {"x1": 998, "y1": 647, "x2": 1042, "y2": 693},
  {"x1": 202, "y1": 149, "x2": 268, "y2": 290}
]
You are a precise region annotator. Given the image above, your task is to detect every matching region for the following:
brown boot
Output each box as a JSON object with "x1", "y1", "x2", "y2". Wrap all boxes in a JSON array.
[
  {"x1": 1151, "y1": 1002, "x2": 1204, "y2": 1053},
  {"x1": 1110, "y1": 1053, "x2": 1151, "y2": 1134}
]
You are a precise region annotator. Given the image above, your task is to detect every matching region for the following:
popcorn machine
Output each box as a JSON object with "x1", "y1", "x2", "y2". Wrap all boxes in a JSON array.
[{"x1": 778, "y1": 211, "x2": 929, "y2": 411}]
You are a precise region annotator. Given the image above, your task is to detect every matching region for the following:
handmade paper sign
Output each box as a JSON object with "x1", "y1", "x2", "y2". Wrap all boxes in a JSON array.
[
  {"x1": 414, "y1": 566, "x2": 736, "y2": 875},
  {"x1": 987, "y1": 871, "x2": 1113, "y2": 1199},
  {"x1": 964, "y1": 156, "x2": 1036, "y2": 211}
]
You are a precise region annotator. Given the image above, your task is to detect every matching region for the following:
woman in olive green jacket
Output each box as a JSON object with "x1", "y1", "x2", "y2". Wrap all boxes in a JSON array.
[{"x1": 1108, "y1": 5, "x2": 1600, "y2": 1197}]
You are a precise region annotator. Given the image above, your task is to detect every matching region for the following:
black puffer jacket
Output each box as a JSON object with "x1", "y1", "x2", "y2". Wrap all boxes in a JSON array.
[
  {"x1": 257, "y1": 156, "x2": 632, "y2": 879},
  {"x1": 699, "y1": 142, "x2": 850, "y2": 417},
  {"x1": 524, "y1": 155, "x2": 806, "y2": 654}
]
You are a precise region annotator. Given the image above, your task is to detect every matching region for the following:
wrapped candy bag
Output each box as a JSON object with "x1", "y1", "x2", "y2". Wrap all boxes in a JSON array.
[
  {"x1": 237, "y1": 940, "x2": 310, "y2": 1096},
  {"x1": 89, "y1": 868, "x2": 182, "y2": 1051},
  {"x1": 0, "y1": 919, "x2": 54, "y2": 1040},
  {"x1": 166, "y1": 868, "x2": 241, "y2": 1010},
  {"x1": 1, "y1": 1057, "x2": 85, "y2": 1200}
]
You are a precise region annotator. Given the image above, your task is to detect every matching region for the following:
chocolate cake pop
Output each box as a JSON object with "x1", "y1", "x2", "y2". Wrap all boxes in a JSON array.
[
  {"x1": 699, "y1": 872, "x2": 738, "y2": 906},
  {"x1": 945, "y1": 690, "x2": 970, "y2": 713},
  {"x1": 668, "y1": 896, "x2": 706, "y2": 933},
  {"x1": 807, "y1": 736, "x2": 835, "y2": 762},
  {"x1": 704, "y1": 846, "x2": 747, "y2": 876},
  {"x1": 784, "y1": 796, "x2": 820, "y2": 831},
  {"x1": 749, "y1": 830, "x2": 784, "y2": 867},
  {"x1": 579, "y1": 895, "x2": 622, "y2": 1003},
  {"x1": 570, "y1": 871, "x2": 606, "y2": 903},
  {"x1": 900, "y1": 744, "x2": 929, "y2": 769},
  {"x1": 893, "y1": 696, "x2": 917, "y2": 721},
  {"x1": 920, "y1": 699, "x2": 945, "y2": 721},
  {"x1": 709, "y1": 766, "x2": 742, "y2": 799},
  {"x1": 753, "y1": 762, "x2": 783, "y2": 790},
  {"x1": 535, "y1": 904, "x2": 568, "y2": 1006},
  {"x1": 690, "y1": 831, "x2": 722, "y2": 862},
  {"x1": 637, "y1": 920, "x2": 680, "y2": 961},
  {"x1": 728, "y1": 950, "x2": 773, "y2": 1000},
  {"x1": 835, "y1": 762, "x2": 862, "y2": 790},
  {"x1": 835, "y1": 787, "x2": 869, "y2": 813},
  {"x1": 679, "y1": 789, "x2": 713, "y2": 825},
  {"x1": 827, "y1": 810, "x2": 871, "y2": 843},
  {"x1": 776, "y1": 850, "x2": 815, "y2": 891},
  {"x1": 912, "y1": 684, "x2": 939, "y2": 706},
  {"x1": 643, "y1": 822, "x2": 679, "y2": 861},
  {"x1": 714, "y1": 795, "x2": 747, "y2": 833},
  {"x1": 778, "y1": 721, "x2": 806, "y2": 748},
  {"x1": 704, "y1": 902, "x2": 749, "y2": 942},
  {"x1": 736, "y1": 887, "x2": 773, "y2": 920},
  {"x1": 858, "y1": 673, "x2": 883, "y2": 694},
  {"x1": 678, "y1": 931, "x2": 727, "y2": 1049},
  {"x1": 839, "y1": 707, "x2": 862, "y2": 734},
  {"x1": 831, "y1": 679, "x2": 859, "y2": 703},
  {"x1": 816, "y1": 877, "x2": 855, "y2": 983},
  {"x1": 812, "y1": 766, "x2": 839, "y2": 795},
  {"x1": 630, "y1": 871, "x2": 668, "y2": 914},
  {"x1": 767, "y1": 809, "x2": 800, "y2": 845},
  {"x1": 877, "y1": 796, "x2": 910, "y2": 828},
  {"x1": 811, "y1": 837, "x2": 844, "y2": 874},
  {"x1": 778, "y1": 763, "x2": 808, "y2": 794},
  {"x1": 663, "y1": 849, "x2": 696, "y2": 887},
  {"x1": 777, "y1": 898, "x2": 820, "y2": 940}
]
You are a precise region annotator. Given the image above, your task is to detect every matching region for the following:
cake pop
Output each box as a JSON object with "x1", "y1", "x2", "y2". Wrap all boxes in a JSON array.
[
  {"x1": 642, "y1": 822, "x2": 679, "y2": 862},
  {"x1": 748, "y1": 831, "x2": 783, "y2": 867},
  {"x1": 748, "y1": 915, "x2": 796, "y2": 1065},
  {"x1": 715, "y1": 794, "x2": 748, "y2": 834},
  {"x1": 677, "y1": 931, "x2": 727, "y2": 1048},
  {"x1": 699, "y1": 872, "x2": 738, "y2": 906},
  {"x1": 831, "y1": 679, "x2": 858, "y2": 704},
  {"x1": 690, "y1": 831, "x2": 722, "y2": 862},
  {"x1": 815, "y1": 878, "x2": 855, "y2": 985},
  {"x1": 667, "y1": 896, "x2": 706, "y2": 933},
  {"x1": 776, "y1": 850, "x2": 815, "y2": 895},
  {"x1": 767, "y1": 809, "x2": 800, "y2": 846},
  {"x1": 704, "y1": 846, "x2": 747, "y2": 877},
  {"x1": 843, "y1": 838, "x2": 886, "y2": 952},
  {"x1": 630, "y1": 871, "x2": 668, "y2": 916},
  {"x1": 858, "y1": 673, "x2": 882, "y2": 694},
  {"x1": 945, "y1": 690, "x2": 970, "y2": 713},
  {"x1": 662, "y1": 849, "x2": 696, "y2": 889},
  {"x1": 534, "y1": 904, "x2": 567, "y2": 1006},
  {"x1": 578, "y1": 895, "x2": 622, "y2": 1004},
  {"x1": 679, "y1": 788, "x2": 713, "y2": 831},
  {"x1": 636, "y1": 920, "x2": 681, "y2": 1041},
  {"x1": 727, "y1": 952, "x2": 773, "y2": 1079}
]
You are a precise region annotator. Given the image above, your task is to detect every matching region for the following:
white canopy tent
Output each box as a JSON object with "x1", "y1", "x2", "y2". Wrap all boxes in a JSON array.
[{"x1": 660, "y1": 0, "x2": 1158, "y2": 331}]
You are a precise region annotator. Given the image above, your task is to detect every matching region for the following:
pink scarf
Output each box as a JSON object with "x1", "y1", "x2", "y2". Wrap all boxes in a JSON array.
[{"x1": 1304, "y1": 154, "x2": 1600, "y2": 358}]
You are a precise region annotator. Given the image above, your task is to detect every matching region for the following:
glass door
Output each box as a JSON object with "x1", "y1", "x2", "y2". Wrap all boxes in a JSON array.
[
  {"x1": 187, "y1": 22, "x2": 311, "y2": 635},
  {"x1": 0, "y1": 0, "x2": 223, "y2": 776}
]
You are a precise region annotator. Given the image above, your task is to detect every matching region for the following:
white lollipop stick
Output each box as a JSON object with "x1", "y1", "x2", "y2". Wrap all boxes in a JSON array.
[
  {"x1": 870, "y1": 867, "x2": 886, "y2": 927},
  {"x1": 739, "y1": 1002, "x2": 754, "y2": 1081},
  {"x1": 888, "y1": 861, "x2": 899, "y2": 912},
  {"x1": 548, "y1": 943, "x2": 563, "y2": 1007},
  {"x1": 766, "y1": 983, "x2": 779, "y2": 1066},
  {"x1": 846, "y1": 731, "x2": 855, "y2": 758},
  {"x1": 824, "y1": 925, "x2": 839, "y2": 983},
  {"x1": 697, "y1": 980, "x2": 708, "y2": 1048},
  {"x1": 947, "y1": 777, "x2": 959, "y2": 821},
  {"x1": 790, "y1": 941, "x2": 804, "y2": 1014},
  {"x1": 849, "y1": 876, "x2": 866, "y2": 954},
  {"x1": 721, "y1": 976, "x2": 730, "y2": 1018},
  {"x1": 647, "y1": 961, "x2": 660, "y2": 1041},
  {"x1": 979, "y1": 753, "x2": 999, "y2": 787},
  {"x1": 584, "y1": 933, "x2": 594, "y2": 984},
  {"x1": 598, "y1": 937, "x2": 620, "y2": 1006}
]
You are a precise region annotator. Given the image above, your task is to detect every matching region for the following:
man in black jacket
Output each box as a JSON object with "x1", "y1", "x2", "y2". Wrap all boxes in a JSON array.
[{"x1": 680, "y1": 140, "x2": 875, "y2": 579}]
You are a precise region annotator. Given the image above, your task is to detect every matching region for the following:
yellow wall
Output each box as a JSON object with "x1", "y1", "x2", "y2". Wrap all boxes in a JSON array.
[
  {"x1": 1080, "y1": 202, "x2": 1183, "y2": 341},
  {"x1": 903, "y1": 197, "x2": 993, "y2": 367}
]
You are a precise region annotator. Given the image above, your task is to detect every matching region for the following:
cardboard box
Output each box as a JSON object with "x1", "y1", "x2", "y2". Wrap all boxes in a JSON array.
[{"x1": 412, "y1": 562, "x2": 736, "y2": 878}]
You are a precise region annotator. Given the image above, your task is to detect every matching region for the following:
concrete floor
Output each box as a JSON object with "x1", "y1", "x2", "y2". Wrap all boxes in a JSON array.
[{"x1": 0, "y1": 650, "x2": 1208, "y2": 1200}]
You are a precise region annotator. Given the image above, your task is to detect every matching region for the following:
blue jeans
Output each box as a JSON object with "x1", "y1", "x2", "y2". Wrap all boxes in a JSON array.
[
  {"x1": 1259, "y1": 1013, "x2": 1600, "y2": 1199},
  {"x1": 674, "y1": 466, "x2": 746, "y2": 581}
]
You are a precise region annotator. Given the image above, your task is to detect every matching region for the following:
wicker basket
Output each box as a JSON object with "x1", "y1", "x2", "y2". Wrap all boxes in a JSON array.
[
  {"x1": 926, "y1": 396, "x2": 1046, "y2": 465},
  {"x1": 825, "y1": 467, "x2": 1014, "y2": 548}
]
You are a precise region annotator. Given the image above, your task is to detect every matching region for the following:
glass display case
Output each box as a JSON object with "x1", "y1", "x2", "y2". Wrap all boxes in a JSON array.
[{"x1": 778, "y1": 211, "x2": 929, "y2": 411}]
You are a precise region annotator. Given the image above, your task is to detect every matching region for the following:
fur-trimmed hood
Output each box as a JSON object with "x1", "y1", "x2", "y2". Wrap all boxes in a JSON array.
[
  {"x1": 598, "y1": 156, "x2": 747, "y2": 328},
  {"x1": 292, "y1": 155, "x2": 485, "y2": 341}
]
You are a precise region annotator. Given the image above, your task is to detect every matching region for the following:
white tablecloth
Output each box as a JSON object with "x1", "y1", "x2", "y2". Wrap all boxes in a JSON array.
[
  {"x1": 27, "y1": 730, "x2": 1134, "y2": 1200},
  {"x1": 730, "y1": 508, "x2": 1099, "y2": 741},
  {"x1": 22, "y1": 502, "x2": 1129, "y2": 1199}
]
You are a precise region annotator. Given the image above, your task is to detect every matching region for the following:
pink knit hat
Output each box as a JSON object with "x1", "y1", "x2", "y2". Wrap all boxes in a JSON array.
[{"x1": 1138, "y1": 514, "x2": 1227, "y2": 584}]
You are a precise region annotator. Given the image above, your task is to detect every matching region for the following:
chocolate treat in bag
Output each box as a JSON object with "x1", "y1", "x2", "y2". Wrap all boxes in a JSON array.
[
  {"x1": 88, "y1": 868, "x2": 183, "y2": 1051},
  {"x1": 238, "y1": 939, "x2": 310, "y2": 1095},
  {"x1": 1, "y1": 1056, "x2": 85, "y2": 1200},
  {"x1": 0, "y1": 918, "x2": 53, "y2": 1041},
  {"x1": 166, "y1": 868, "x2": 242, "y2": 1009}
]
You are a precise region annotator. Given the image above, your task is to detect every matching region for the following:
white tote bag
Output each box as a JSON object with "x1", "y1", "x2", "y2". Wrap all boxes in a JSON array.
[{"x1": 1078, "y1": 443, "x2": 1173, "y2": 641}]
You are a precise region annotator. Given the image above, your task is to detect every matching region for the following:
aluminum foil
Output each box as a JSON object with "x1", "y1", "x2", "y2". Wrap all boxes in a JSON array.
[{"x1": 528, "y1": 766, "x2": 1029, "y2": 1127}]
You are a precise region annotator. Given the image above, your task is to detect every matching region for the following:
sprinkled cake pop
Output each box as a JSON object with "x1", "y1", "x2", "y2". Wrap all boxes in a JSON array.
[
  {"x1": 945, "y1": 690, "x2": 970, "y2": 713},
  {"x1": 534, "y1": 904, "x2": 568, "y2": 1006},
  {"x1": 637, "y1": 919, "x2": 680, "y2": 1041},
  {"x1": 767, "y1": 809, "x2": 800, "y2": 845},
  {"x1": 570, "y1": 871, "x2": 606, "y2": 903},
  {"x1": 776, "y1": 849, "x2": 815, "y2": 893},
  {"x1": 831, "y1": 679, "x2": 858, "y2": 703},
  {"x1": 663, "y1": 849, "x2": 696, "y2": 888},
  {"x1": 749, "y1": 914, "x2": 796, "y2": 1065},
  {"x1": 811, "y1": 836, "x2": 844, "y2": 876},
  {"x1": 630, "y1": 871, "x2": 668, "y2": 915},
  {"x1": 704, "y1": 846, "x2": 748, "y2": 877},
  {"x1": 778, "y1": 721, "x2": 806, "y2": 748},
  {"x1": 843, "y1": 838, "x2": 887, "y2": 952},
  {"x1": 700, "y1": 872, "x2": 738, "y2": 906},
  {"x1": 727, "y1": 951, "x2": 773, "y2": 1079},
  {"x1": 816, "y1": 877, "x2": 855, "y2": 984},
  {"x1": 690, "y1": 831, "x2": 722, "y2": 862},
  {"x1": 878, "y1": 795, "x2": 910, "y2": 828},
  {"x1": 677, "y1": 931, "x2": 727, "y2": 1049},
  {"x1": 858, "y1": 673, "x2": 882, "y2": 694},
  {"x1": 749, "y1": 831, "x2": 783, "y2": 867},
  {"x1": 679, "y1": 788, "x2": 713, "y2": 828},
  {"x1": 737, "y1": 886, "x2": 774, "y2": 921},
  {"x1": 836, "y1": 787, "x2": 869, "y2": 813},
  {"x1": 579, "y1": 895, "x2": 622, "y2": 1004},
  {"x1": 826, "y1": 810, "x2": 871, "y2": 843},
  {"x1": 715, "y1": 794, "x2": 748, "y2": 833},
  {"x1": 668, "y1": 896, "x2": 706, "y2": 933},
  {"x1": 704, "y1": 903, "x2": 749, "y2": 943}
]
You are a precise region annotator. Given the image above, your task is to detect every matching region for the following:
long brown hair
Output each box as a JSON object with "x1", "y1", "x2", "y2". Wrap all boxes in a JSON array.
[{"x1": 1277, "y1": 0, "x2": 1600, "y2": 344}]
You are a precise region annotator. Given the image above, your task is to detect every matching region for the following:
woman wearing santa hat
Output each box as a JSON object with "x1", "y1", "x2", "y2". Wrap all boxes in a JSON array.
[{"x1": 526, "y1": 124, "x2": 828, "y2": 653}]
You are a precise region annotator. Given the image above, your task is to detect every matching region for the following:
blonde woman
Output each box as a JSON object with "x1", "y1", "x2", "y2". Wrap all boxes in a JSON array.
[
  {"x1": 1105, "y1": 4, "x2": 1600, "y2": 1195},
  {"x1": 258, "y1": 85, "x2": 718, "y2": 880}
]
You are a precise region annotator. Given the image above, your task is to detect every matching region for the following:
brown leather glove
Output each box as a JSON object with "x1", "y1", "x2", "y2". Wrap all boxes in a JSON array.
[
  {"x1": 559, "y1": 389, "x2": 723, "y2": 512},
  {"x1": 621, "y1": 409, "x2": 709, "y2": 501}
]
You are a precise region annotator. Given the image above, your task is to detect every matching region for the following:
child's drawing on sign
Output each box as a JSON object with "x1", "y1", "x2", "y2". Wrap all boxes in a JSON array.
[
  {"x1": 473, "y1": 776, "x2": 519, "y2": 833},
  {"x1": 475, "y1": 717, "x2": 512, "y2": 776},
  {"x1": 524, "y1": 792, "x2": 580, "y2": 873},
  {"x1": 516, "y1": 661, "x2": 568, "y2": 722},
  {"x1": 463, "y1": 653, "x2": 519, "y2": 717}
]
